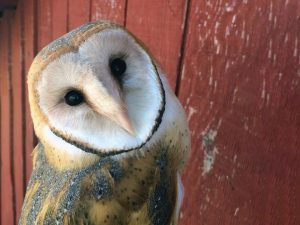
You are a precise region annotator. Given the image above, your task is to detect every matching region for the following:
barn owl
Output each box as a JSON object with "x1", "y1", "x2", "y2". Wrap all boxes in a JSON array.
[{"x1": 19, "y1": 21, "x2": 190, "y2": 225}]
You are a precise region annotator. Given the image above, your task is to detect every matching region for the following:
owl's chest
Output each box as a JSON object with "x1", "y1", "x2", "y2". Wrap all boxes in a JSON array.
[
  {"x1": 20, "y1": 144, "x2": 178, "y2": 225},
  {"x1": 73, "y1": 149, "x2": 177, "y2": 225}
]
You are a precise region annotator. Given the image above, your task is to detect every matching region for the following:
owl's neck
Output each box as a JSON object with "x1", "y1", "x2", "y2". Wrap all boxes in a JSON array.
[{"x1": 38, "y1": 134, "x2": 101, "y2": 170}]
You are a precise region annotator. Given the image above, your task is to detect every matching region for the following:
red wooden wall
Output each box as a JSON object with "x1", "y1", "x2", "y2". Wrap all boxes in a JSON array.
[{"x1": 0, "y1": 0, "x2": 299, "y2": 224}]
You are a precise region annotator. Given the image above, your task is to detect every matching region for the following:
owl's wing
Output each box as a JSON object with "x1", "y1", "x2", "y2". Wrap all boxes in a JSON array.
[
  {"x1": 170, "y1": 173, "x2": 184, "y2": 225},
  {"x1": 125, "y1": 150, "x2": 183, "y2": 225}
]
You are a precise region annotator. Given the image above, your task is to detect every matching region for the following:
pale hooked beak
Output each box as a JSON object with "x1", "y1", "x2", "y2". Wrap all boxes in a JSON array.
[
  {"x1": 83, "y1": 74, "x2": 135, "y2": 135},
  {"x1": 113, "y1": 106, "x2": 135, "y2": 135},
  {"x1": 84, "y1": 90, "x2": 135, "y2": 136},
  {"x1": 88, "y1": 98, "x2": 135, "y2": 136}
]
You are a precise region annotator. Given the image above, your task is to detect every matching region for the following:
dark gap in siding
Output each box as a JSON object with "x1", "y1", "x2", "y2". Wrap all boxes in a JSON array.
[
  {"x1": 88, "y1": 0, "x2": 91, "y2": 24},
  {"x1": 37, "y1": 0, "x2": 42, "y2": 50},
  {"x1": 0, "y1": 6, "x2": 17, "y2": 15},
  {"x1": 20, "y1": 0, "x2": 27, "y2": 195},
  {"x1": 32, "y1": 0, "x2": 38, "y2": 147},
  {"x1": 7, "y1": 11, "x2": 17, "y2": 225},
  {"x1": 50, "y1": 0, "x2": 54, "y2": 40},
  {"x1": 175, "y1": 0, "x2": 191, "y2": 96},
  {"x1": 65, "y1": 0, "x2": 69, "y2": 34},
  {"x1": 66, "y1": 0, "x2": 70, "y2": 31},
  {"x1": 124, "y1": 0, "x2": 128, "y2": 27},
  {"x1": 33, "y1": 0, "x2": 38, "y2": 56},
  {"x1": 89, "y1": 0, "x2": 92, "y2": 21}
]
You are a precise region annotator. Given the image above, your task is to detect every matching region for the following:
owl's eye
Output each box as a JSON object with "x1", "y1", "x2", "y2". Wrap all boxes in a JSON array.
[
  {"x1": 64, "y1": 90, "x2": 84, "y2": 106},
  {"x1": 110, "y1": 58, "x2": 127, "y2": 78}
]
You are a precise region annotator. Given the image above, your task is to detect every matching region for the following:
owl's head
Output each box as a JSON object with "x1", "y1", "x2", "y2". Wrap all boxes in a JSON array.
[{"x1": 28, "y1": 21, "x2": 165, "y2": 158}]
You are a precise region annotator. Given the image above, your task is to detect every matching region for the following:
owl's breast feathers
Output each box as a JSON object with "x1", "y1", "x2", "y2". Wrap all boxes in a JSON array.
[{"x1": 19, "y1": 143, "x2": 182, "y2": 225}]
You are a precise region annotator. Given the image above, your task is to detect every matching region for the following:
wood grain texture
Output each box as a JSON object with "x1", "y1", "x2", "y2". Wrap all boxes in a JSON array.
[
  {"x1": 37, "y1": 0, "x2": 52, "y2": 51},
  {"x1": 23, "y1": 0, "x2": 36, "y2": 184},
  {"x1": 68, "y1": 0, "x2": 91, "y2": 31},
  {"x1": 52, "y1": 0, "x2": 68, "y2": 39},
  {"x1": 178, "y1": 0, "x2": 300, "y2": 224},
  {"x1": 90, "y1": 0, "x2": 126, "y2": 25},
  {"x1": 11, "y1": 5, "x2": 25, "y2": 223},
  {"x1": 1, "y1": 0, "x2": 300, "y2": 224},
  {"x1": 126, "y1": 0, "x2": 188, "y2": 90},
  {"x1": 0, "y1": 11, "x2": 15, "y2": 225}
]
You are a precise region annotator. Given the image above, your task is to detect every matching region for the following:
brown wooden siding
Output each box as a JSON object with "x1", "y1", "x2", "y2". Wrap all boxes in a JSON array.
[{"x1": 0, "y1": 0, "x2": 299, "y2": 224}]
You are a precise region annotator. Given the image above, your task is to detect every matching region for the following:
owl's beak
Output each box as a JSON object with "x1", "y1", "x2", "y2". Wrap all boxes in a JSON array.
[
  {"x1": 103, "y1": 106, "x2": 136, "y2": 135},
  {"x1": 112, "y1": 107, "x2": 135, "y2": 136},
  {"x1": 83, "y1": 75, "x2": 135, "y2": 135},
  {"x1": 86, "y1": 95, "x2": 135, "y2": 135}
]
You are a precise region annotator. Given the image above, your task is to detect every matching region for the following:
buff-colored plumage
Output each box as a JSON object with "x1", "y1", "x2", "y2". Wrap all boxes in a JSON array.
[{"x1": 19, "y1": 21, "x2": 190, "y2": 225}]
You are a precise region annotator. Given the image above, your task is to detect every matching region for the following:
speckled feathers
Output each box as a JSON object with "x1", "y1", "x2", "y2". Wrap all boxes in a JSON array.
[{"x1": 20, "y1": 20, "x2": 190, "y2": 225}]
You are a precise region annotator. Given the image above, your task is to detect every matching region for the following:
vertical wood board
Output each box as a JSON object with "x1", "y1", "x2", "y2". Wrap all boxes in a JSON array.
[
  {"x1": 0, "y1": 11, "x2": 15, "y2": 225},
  {"x1": 178, "y1": 0, "x2": 300, "y2": 224},
  {"x1": 90, "y1": 0, "x2": 126, "y2": 25},
  {"x1": 51, "y1": 0, "x2": 68, "y2": 39},
  {"x1": 68, "y1": 0, "x2": 91, "y2": 31},
  {"x1": 0, "y1": 0, "x2": 300, "y2": 224},
  {"x1": 23, "y1": 0, "x2": 36, "y2": 184},
  {"x1": 37, "y1": 0, "x2": 52, "y2": 51},
  {"x1": 11, "y1": 5, "x2": 25, "y2": 223},
  {"x1": 126, "y1": 0, "x2": 188, "y2": 90}
]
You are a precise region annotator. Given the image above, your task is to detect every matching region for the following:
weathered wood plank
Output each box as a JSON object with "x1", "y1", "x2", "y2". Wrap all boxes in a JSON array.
[
  {"x1": 11, "y1": 5, "x2": 25, "y2": 223},
  {"x1": 178, "y1": 0, "x2": 300, "y2": 224},
  {"x1": 90, "y1": 0, "x2": 126, "y2": 25},
  {"x1": 37, "y1": 0, "x2": 52, "y2": 50},
  {"x1": 0, "y1": 11, "x2": 15, "y2": 225},
  {"x1": 126, "y1": 0, "x2": 188, "y2": 90},
  {"x1": 52, "y1": 0, "x2": 68, "y2": 39},
  {"x1": 1, "y1": 0, "x2": 299, "y2": 224},
  {"x1": 68, "y1": 0, "x2": 91, "y2": 31},
  {"x1": 23, "y1": 0, "x2": 36, "y2": 185}
]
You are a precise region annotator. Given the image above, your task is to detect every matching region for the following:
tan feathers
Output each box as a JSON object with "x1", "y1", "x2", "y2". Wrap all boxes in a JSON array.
[
  {"x1": 20, "y1": 142, "x2": 182, "y2": 225},
  {"x1": 21, "y1": 20, "x2": 190, "y2": 225}
]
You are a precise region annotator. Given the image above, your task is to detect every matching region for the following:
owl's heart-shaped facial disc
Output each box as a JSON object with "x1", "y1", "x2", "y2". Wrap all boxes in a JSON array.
[{"x1": 29, "y1": 21, "x2": 165, "y2": 156}]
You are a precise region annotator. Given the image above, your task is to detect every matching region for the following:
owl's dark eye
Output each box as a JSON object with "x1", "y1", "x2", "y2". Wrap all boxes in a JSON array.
[
  {"x1": 110, "y1": 58, "x2": 127, "y2": 78},
  {"x1": 64, "y1": 90, "x2": 84, "y2": 106}
]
